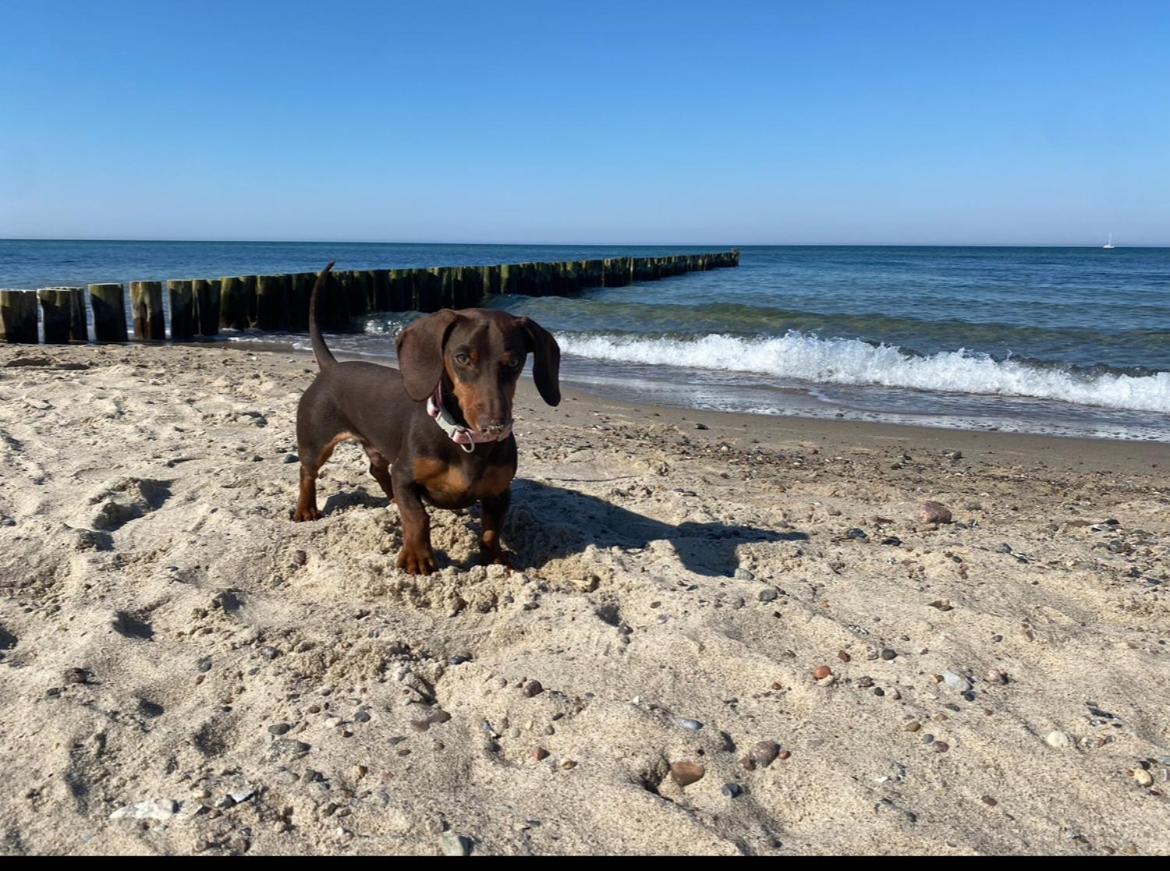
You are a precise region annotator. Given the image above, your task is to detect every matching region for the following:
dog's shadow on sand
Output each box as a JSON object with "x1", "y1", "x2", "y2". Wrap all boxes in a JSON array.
[
  {"x1": 319, "y1": 480, "x2": 806, "y2": 578},
  {"x1": 507, "y1": 480, "x2": 807, "y2": 578}
]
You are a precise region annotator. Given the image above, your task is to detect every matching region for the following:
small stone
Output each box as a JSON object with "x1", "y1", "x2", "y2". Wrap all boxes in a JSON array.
[
  {"x1": 758, "y1": 587, "x2": 778, "y2": 602},
  {"x1": 673, "y1": 717, "x2": 704, "y2": 732},
  {"x1": 110, "y1": 799, "x2": 178, "y2": 821},
  {"x1": 880, "y1": 648, "x2": 897, "y2": 661},
  {"x1": 670, "y1": 760, "x2": 706, "y2": 787},
  {"x1": 903, "y1": 721, "x2": 921, "y2": 732},
  {"x1": 354, "y1": 709, "x2": 371, "y2": 723},
  {"x1": 942, "y1": 671, "x2": 972, "y2": 693},
  {"x1": 748, "y1": 740, "x2": 780, "y2": 768},
  {"x1": 734, "y1": 568, "x2": 755, "y2": 581},
  {"x1": 857, "y1": 676, "x2": 874, "y2": 688},
  {"x1": 777, "y1": 750, "x2": 791, "y2": 760},
  {"x1": 532, "y1": 748, "x2": 549, "y2": 761},
  {"x1": 561, "y1": 760, "x2": 577, "y2": 770},
  {"x1": 995, "y1": 543, "x2": 1013, "y2": 554},
  {"x1": 522, "y1": 680, "x2": 544, "y2": 698},
  {"x1": 1045, "y1": 731, "x2": 1072, "y2": 750},
  {"x1": 986, "y1": 669, "x2": 1009, "y2": 685},
  {"x1": 813, "y1": 666, "x2": 833, "y2": 681},
  {"x1": 1133, "y1": 768, "x2": 1154, "y2": 787},
  {"x1": 837, "y1": 651, "x2": 851, "y2": 663},
  {"x1": 981, "y1": 795, "x2": 998, "y2": 807},
  {"x1": 65, "y1": 667, "x2": 92, "y2": 685},
  {"x1": 920, "y1": 501, "x2": 953, "y2": 524},
  {"x1": 268, "y1": 723, "x2": 292, "y2": 736},
  {"x1": 722, "y1": 783, "x2": 743, "y2": 798},
  {"x1": 933, "y1": 741, "x2": 950, "y2": 753},
  {"x1": 439, "y1": 831, "x2": 473, "y2": 856},
  {"x1": 845, "y1": 528, "x2": 868, "y2": 541}
]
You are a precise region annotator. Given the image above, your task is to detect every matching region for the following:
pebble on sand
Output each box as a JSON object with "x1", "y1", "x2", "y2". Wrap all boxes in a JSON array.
[
  {"x1": 1132, "y1": 768, "x2": 1154, "y2": 787},
  {"x1": 748, "y1": 740, "x2": 780, "y2": 768},
  {"x1": 813, "y1": 665, "x2": 833, "y2": 681},
  {"x1": 942, "y1": 671, "x2": 972, "y2": 693},
  {"x1": 920, "y1": 501, "x2": 953, "y2": 524},
  {"x1": 110, "y1": 799, "x2": 178, "y2": 821},
  {"x1": 439, "y1": 832, "x2": 473, "y2": 856},
  {"x1": 522, "y1": 680, "x2": 544, "y2": 698},
  {"x1": 1045, "y1": 731, "x2": 1073, "y2": 750},
  {"x1": 532, "y1": 748, "x2": 549, "y2": 761},
  {"x1": 670, "y1": 761, "x2": 706, "y2": 787}
]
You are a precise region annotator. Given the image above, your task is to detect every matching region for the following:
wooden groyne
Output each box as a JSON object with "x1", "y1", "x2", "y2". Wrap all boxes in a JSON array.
[{"x1": 0, "y1": 250, "x2": 738, "y2": 344}]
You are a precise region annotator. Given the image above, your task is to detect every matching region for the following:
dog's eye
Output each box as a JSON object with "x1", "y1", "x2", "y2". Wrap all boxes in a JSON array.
[
  {"x1": 506, "y1": 358, "x2": 523, "y2": 370},
  {"x1": 454, "y1": 352, "x2": 471, "y2": 366}
]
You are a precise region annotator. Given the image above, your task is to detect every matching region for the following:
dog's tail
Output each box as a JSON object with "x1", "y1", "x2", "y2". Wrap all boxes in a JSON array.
[{"x1": 309, "y1": 261, "x2": 337, "y2": 370}]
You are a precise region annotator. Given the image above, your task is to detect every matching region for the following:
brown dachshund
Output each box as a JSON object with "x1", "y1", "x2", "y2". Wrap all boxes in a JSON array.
[{"x1": 293, "y1": 262, "x2": 561, "y2": 574}]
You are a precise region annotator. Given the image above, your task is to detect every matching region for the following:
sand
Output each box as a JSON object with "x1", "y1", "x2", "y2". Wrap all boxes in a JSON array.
[{"x1": 0, "y1": 341, "x2": 1168, "y2": 856}]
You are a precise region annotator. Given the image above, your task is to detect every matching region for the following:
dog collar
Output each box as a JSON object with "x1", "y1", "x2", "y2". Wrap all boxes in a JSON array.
[{"x1": 426, "y1": 383, "x2": 509, "y2": 453}]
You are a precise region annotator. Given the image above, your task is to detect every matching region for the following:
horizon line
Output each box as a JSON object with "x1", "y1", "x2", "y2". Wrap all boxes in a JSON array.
[{"x1": 1, "y1": 237, "x2": 1164, "y2": 249}]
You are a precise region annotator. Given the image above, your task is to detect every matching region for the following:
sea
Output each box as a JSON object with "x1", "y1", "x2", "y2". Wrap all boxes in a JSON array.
[{"x1": 2, "y1": 240, "x2": 1168, "y2": 442}]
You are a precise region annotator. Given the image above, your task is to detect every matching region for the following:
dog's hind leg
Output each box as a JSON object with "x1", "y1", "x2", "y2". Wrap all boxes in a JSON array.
[
  {"x1": 365, "y1": 447, "x2": 394, "y2": 501},
  {"x1": 293, "y1": 430, "x2": 353, "y2": 522}
]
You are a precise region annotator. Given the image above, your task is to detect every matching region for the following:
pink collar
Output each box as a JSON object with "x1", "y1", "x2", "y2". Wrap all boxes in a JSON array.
[{"x1": 426, "y1": 383, "x2": 510, "y2": 452}]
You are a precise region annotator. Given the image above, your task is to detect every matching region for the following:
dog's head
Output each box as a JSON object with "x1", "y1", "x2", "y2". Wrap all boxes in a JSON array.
[{"x1": 395, "y1": 308, "x2": 561, "y2": 436}]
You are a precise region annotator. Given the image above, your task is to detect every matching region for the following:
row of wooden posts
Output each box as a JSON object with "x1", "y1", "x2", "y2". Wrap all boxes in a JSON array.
[{"x1": 0, "y1": 250, "x2": 739, "y2": 344}]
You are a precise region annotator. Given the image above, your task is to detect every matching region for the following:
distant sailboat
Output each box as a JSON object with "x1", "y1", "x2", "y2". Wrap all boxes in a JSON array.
[{"x1": 1103, "y1": 233, "x2": 1115, "y2": 249}]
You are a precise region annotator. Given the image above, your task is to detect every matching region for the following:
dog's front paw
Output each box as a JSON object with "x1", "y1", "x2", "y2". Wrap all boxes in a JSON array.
[
  {"x1": 397, "y1": 545, "x2": 438, "y2": 575},
  {"x1": 293, "y1": 506, "x2": 321, "y2": 522},
  {"x1": 480, "y1": 547, "x2": 517, "y2": 571}
]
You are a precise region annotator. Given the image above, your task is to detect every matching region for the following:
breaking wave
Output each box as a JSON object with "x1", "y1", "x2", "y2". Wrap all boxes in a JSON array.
[{"x1": 554, "y1": 332, "x2": 1170, "y2": 414}]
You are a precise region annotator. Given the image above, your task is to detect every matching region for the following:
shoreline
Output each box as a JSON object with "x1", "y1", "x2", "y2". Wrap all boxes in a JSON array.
[
  {"x1": 1, "y1": 341, "x2": 1168, "y2": 855},
  {"x1": 198, "y1": 338, "x2": 1170, "y2": 462}
]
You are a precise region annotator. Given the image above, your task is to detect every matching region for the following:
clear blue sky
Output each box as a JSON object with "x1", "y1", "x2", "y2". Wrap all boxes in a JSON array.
[{"x1": 2, "y1": 1, "x2": 1168, "y2": 245}]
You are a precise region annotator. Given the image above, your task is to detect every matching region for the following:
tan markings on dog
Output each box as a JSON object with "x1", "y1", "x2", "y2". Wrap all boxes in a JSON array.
[
  {"x1": 414, "y1": 457, "x2": 472, "y2": 498},
  {"x1": 445, "y1": 360, "x2": 481, "y2": 430},
  {"x1": 317, "y1": 431, "x2": 359, "y2": 467},
  {"x1": 476, "y1": 462, "x2": 514, "y2": 499}
]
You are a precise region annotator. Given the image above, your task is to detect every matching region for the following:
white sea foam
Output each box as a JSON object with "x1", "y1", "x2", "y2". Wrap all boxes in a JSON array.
[{"x1": 554, "y1": 332, "x2": 1170, "y2": 414}]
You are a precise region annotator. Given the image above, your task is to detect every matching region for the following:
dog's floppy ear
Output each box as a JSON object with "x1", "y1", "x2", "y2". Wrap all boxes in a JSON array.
[
  {"x1": 519, "y1": 317, "x2": 561, "y2": 406},
  {"x1": 396, "y1": 309, "x2": 460, "y2": 401}
]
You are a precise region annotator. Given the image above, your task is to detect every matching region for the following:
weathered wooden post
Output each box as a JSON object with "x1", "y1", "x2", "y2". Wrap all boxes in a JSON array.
[
  {"x1": 129, "y1": 281, "x2": 165, "y2": 341},
  {"x1": 193, "y1": 279, "x2": 220, "y2": 337},
  {"x1": 482, "y1": 265, "x2": 501, "y2": 298},
  {"x1": 386, "y1": 269, "x2": 409, "y2": 311},
  {"x1": 417, "y1": 269, "x2": 441, "y2": 312},
  {"x1": 347, "y1": 270, "x2": 370, "y2": 318},
  {"x1": 370, "y1": 269, "x2": 390, "y2": 312},
  {"x1": 218, "y1": 276, "x2": 249, "y2": 330},
  {"x1": 63, "y1": 288, "x2": 87, "y2": 341},
  {"x1": 1, "y1": 291, "x2": 39, "y2": 343},
  {"x1": 167, "y1": 280, "x2": 195, "y2": 341},
  {"x1": 499, "y1": 263, "x2": 515, "y2": 295},
  {"x1": 255, "y1": 274, "x2": 289, "y2": 331},
  {"x1": 89, "y1": 283, "x2": 128, "y2": 342},
  {"x1": 286, "y1": 273, "x2": 311, "y2": 332},
  {"x1": 37, "y1": 288, "x2": 84, "y2": 343}
]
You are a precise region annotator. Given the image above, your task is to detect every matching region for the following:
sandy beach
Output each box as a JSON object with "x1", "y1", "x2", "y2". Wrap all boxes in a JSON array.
[{"x1": 1, "y1": 340, "x2": 1168, "y2": 856}]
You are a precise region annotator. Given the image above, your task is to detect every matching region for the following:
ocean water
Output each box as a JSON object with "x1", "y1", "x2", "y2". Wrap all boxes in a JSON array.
[{"x1": 2, "y1": 241, "x2": 1168, "y2": 441}]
